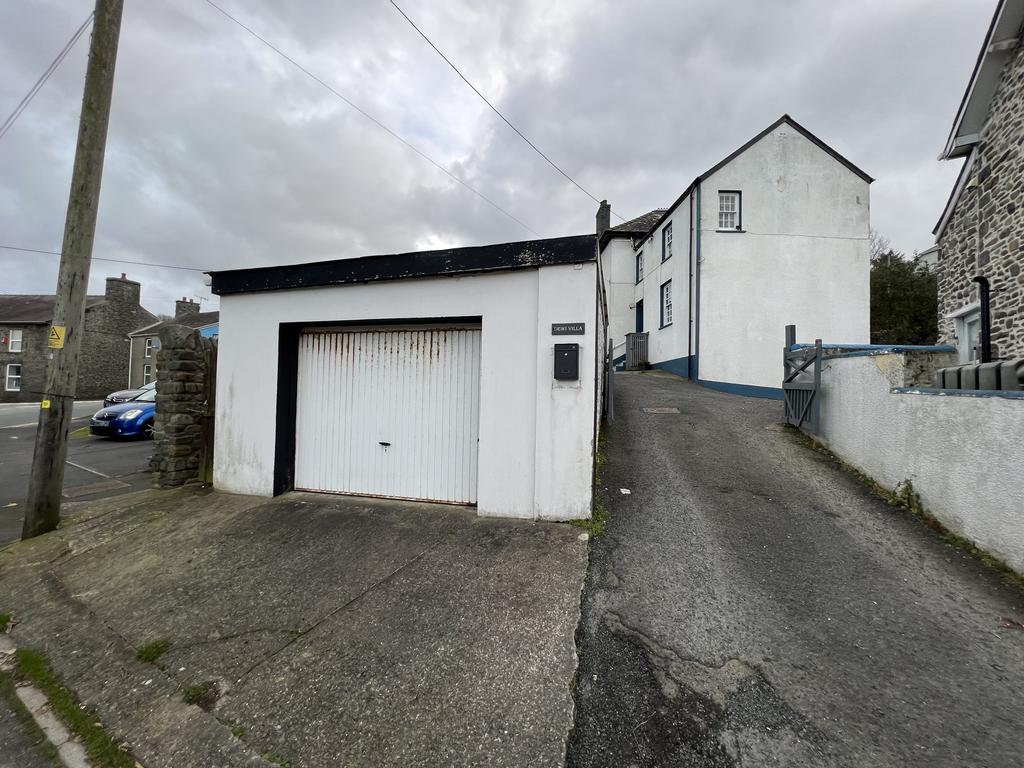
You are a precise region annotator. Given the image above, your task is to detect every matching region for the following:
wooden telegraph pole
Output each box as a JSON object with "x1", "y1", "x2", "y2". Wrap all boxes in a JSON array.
[{"x1": 22, "y1": 0, "x2": 124, "y2": 539}]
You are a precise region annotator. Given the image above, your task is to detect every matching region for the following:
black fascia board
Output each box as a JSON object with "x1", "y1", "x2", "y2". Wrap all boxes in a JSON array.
[{"x1": 210, "y1": 234, "x2": 596, "y2": 296}]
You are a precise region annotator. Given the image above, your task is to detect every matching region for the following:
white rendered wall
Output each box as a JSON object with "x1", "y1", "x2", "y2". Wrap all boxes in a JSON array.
[
  {"x1": 214, "y1": 265, "x2": 597, "y2": 521},
  {"x1": 811, "y1": 353, "x2": 1024, "y2": 574},
  {"x1": 635, "y1": 202, "x2": 693, "y2": 370},
  {"x1": 699, "y1": 123, "x2": 870, "y2": 390},
  {"x1": 601, "y1": 238, "x2": 638, "y2": 360}
]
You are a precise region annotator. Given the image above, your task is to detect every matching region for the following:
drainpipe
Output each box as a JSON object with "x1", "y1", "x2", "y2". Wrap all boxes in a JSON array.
[
  {"x1": 972, "y1": 275, "x2": 992, "y2": 363},
  {"x1": 688, "y1": 192, "x2": 694, "y2": 377},
  {"x1": 127, "y1": 336, "x2": 134, "y2": 388},
  {"x1": 693, "y1": 181, "x2": 702, "y2": 382}
]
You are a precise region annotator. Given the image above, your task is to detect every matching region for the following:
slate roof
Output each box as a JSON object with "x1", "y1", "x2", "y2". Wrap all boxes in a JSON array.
[
  {"x1": 129, "y1": 311, "x2": 219, "y2": 337},
  {"x1": 610, "y1": 210, "x2": 668, "y2": 233},
  {"x1": 0, "y1": 294, "x2": 106, "y2": 323},
  {"x1": 209, "y1": 234, "x2": 597, "y2": 296}
]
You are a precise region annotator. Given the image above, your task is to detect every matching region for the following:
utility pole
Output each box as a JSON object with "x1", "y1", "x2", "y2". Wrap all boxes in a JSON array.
[{"x1": 22, "y1": 0, "x2": 124, "y2": 539}]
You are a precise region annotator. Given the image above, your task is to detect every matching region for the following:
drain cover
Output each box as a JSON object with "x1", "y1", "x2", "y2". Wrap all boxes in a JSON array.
[{"x1": 642, "y1": 407, "x2": 680, "y2": 414}]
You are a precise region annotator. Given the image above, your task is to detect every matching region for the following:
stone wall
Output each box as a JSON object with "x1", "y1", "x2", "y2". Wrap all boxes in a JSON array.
[
  {"x1": 937, "y1": 32, "x2": 1024, "y2": 358},
  {"x1": 0, "y1": 325, "x2": 49, "y2": 403},
  {"x1": 151, "y1": 325, "x2": 216, "y2": 487}
]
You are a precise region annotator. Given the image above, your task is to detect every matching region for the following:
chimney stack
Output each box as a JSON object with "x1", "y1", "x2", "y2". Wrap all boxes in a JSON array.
[
  {"x1": 175, "y1": 297, "x2": 200, "y2": 319},
  {"x1": 104, "y1": 274, "x2": 141, "y2": 306},
  {"x1": 596, "y1": 200, "x2": 611, "y2": 239}
]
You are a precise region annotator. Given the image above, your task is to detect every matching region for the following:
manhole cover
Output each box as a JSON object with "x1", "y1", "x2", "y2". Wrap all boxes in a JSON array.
[{"x1": 642, "y1": 407, "x2": 680, "y2": 414}]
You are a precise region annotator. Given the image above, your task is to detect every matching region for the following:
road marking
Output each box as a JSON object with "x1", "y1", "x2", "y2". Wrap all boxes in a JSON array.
[
  {"x1": 1, "y1": 415, "x2": 93, "y2": 430},
  {"x1": 65, "y1": 460, "x2": 111, "y2": 479}
]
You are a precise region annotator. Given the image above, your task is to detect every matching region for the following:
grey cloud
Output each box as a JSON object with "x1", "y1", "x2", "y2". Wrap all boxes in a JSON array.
[{"x1": 0, "y1": 0, "x2": 998, "y2": 318}]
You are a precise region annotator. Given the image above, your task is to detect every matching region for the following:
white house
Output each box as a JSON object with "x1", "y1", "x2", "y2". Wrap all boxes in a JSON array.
[
  {"x1": 208, "y1": 235, "x2": 604, "y2": 521},
  {"x1": 600, "y1": 114, "x2": 872, "y2": 396}
]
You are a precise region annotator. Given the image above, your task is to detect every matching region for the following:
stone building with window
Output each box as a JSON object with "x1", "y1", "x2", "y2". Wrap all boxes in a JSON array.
[
  {"x1": 0, "y1": 274, "x2": 158, "y2": 403},
  {"x1": 127, "y1": 299, "x2": 218, "y2": 388},
  {"x1": 932, "y1": 0, "x2": 1024, "y2": 362}
]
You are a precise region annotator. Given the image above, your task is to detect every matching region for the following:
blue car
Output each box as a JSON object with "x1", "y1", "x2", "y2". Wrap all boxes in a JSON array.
[{"x1": 90, "y1": 386, "x2": 156, "y2": 439}]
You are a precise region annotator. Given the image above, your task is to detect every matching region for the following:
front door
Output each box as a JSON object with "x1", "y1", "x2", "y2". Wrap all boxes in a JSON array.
[{"x1": 635, "y1": 300, "x2": 644, "y2": 333}]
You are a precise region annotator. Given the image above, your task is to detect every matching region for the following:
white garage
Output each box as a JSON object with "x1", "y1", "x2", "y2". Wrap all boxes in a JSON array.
[
  {"x1": 209, "y1": 234, "x2": 605, "y2": 521},
  {"x1": 294, "y1": 327, "x2": 481, "y2": 504}
]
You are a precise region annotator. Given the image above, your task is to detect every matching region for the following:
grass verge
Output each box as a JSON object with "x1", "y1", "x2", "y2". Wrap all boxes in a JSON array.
[
  {"x1": 0, "y1": 665, "x2": 61, "y2": 764},
  {"x1": 572, "y1": 427, "x2": 610, "y2": 538},
  {"x1": 793, "y1": 427, "x2": 1024, "y2": 590},
  {"x1": 12, "y1": 648, "x2": 136, "y2": 768}
]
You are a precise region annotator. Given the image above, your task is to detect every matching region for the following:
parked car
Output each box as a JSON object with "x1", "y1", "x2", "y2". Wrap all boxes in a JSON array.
[
  {"x1": 103, "y1": 380, "x2": 155, "y2": 408},
  {"x1": 90, "y1": 386, "x2": 156, "y2": 439}
]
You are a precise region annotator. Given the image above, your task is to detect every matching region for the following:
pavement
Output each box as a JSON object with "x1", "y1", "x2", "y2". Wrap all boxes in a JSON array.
[
  {"x1": 0, "y1": 487, "x2": 588, "y2": 767},
  {"x1": 0, "y1": 400, "x2": 153, "y2": 546},
  {"x1": 567, "y1": 371, "x2": 1024, "y2": 768}
]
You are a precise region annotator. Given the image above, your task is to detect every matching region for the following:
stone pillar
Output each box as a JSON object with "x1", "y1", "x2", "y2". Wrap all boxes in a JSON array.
[{"x1": 151, "y1": 324, "x2": 214, "y2": 487}]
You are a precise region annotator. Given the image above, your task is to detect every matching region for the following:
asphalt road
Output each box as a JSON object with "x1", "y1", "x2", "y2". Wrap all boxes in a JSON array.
[
  {"x1": 0, "y1": 400, "x2": 152, "y2": 546},
  {"x1": 567, "y1": 371, "x2": 1024, "y2": 768}
]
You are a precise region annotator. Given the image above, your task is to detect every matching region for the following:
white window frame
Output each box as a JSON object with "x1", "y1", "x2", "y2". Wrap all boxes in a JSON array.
[
  {"x1": 636, "y1": 250, "x2": 644, "y2": 284},
  {"x1": 662, "y1": 222, "x2": 673, "y2": 262},
  {"x1": 660, "y1": 280, "x2": 673, "y2": 328},
  {"x1": 144, "y1": 338, "x2": 154, "y2": 358},
  {"x1": 718, "y1": 191, "x2": 742, "y2": 231},
  {"x1": 8, "y1": 329, "x2": 23, "y2": 353},
  {"x1": 947, "y1": 302, "x2": 981, "y2": 363},
  {"x1": 5, "y1": 363, "x2": 22, "y2": 392},
  {"x1": 143, "y1": 364, "x2": 153, "y2": 384}
]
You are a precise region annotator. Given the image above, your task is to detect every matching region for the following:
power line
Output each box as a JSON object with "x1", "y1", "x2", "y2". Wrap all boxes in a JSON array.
[
  {"x1": 388, "y1": 0, "x2": 625, "y2": 222},
  {"x1": 0, "y1": 12, "x2": 94, "y2": 142},
  {"x1": 202, "y1": 0, "x2": 541, "y2": 238},
  {"x1": 0, "y1": 244, "x2": 208, "y2": 272}
]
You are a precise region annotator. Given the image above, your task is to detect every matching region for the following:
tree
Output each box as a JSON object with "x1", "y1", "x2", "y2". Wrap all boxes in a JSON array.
[{"x1": 870, "y1": 243, "x2": 938, "y2": 345}]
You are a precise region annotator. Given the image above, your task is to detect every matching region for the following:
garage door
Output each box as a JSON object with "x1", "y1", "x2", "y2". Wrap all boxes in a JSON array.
[{"x1": 294, "y1": 327, "x2": 481, "y2": 504}]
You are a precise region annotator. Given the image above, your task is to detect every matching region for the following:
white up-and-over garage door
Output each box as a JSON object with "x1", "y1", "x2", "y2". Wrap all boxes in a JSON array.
[{"x1": 293, "y1": 327, "x2": 481, "y2": 504}]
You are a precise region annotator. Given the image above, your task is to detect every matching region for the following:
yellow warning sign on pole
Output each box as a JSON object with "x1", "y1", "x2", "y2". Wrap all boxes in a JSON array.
[{"x1": 48, "y1": 325, "x2": 66, "y2": 349}]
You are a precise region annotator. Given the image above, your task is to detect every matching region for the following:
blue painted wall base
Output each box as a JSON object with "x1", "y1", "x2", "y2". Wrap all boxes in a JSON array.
[
  {"x1": 652, "y1": 356, "x2": 693, "y2": 378},
  {"x1": 697, "y1": 379, "x2": 784, "y2": 400}
]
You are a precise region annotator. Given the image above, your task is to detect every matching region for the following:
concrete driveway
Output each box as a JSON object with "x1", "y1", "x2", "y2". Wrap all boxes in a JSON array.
[
  {"x1": 568, "y1": 371, "x2": 1024, "y2": 768},
  {"x1": 0, "y1": 488, "x2": 587, "y2": 767}
]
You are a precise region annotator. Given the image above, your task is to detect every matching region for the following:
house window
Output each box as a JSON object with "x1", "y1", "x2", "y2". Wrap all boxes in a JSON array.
[
  {"x1": 5, "y1": 363, "x2": 21, "y2": 392},
  {"x1": 7, "y1": 329, "x2": 23, "y2": 353},
  {"x1": 660, "y1": 280, "x2": 673, "y2": 327},
  {"x1": 636, "y1": 250, "x2": 644, "y2": 284},
  {"x1": 662, "y1": 222, "x2": 673, "y2": 262},
  {"x1": 144, "y1": 338, "x2": 154, "y2": 358},
  {"x1": 143, "y1": 364, "x2": 153, "y2": 384},
  {"x1": 718, "y1": 191, "x2": 742, "y2": 230}
]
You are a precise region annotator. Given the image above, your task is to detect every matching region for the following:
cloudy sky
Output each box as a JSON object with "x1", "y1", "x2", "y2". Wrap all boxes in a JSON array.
[{"x1": 0, "y1": 0, "x2": 994, "y2": 315}]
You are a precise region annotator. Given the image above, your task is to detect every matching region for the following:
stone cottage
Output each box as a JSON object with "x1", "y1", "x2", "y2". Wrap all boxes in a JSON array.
[
  {"x1": 932, "y1": 0, "x2": 1024, "y2": 361},
  {"x1": 1, "y1": 274, "x2": 158, "y2": 403}
]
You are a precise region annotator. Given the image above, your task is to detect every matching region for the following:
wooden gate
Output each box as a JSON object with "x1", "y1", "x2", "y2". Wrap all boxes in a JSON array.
[
  {"x1": 625, "y1": 332, "x2": 649, "y2": 370},
  {"x1": 783, "y1": 326, "x2": 821, "y2": 431}
]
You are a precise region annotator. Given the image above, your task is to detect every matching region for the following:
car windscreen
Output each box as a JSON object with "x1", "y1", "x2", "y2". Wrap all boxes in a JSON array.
[{"x1": 133, "y1": 388, "x2": 157, "y2": 402}]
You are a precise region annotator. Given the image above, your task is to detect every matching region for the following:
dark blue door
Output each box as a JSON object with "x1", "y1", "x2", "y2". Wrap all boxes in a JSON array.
[{"x1": 635, "y1": 300, "x2": 644, "y2": 333}]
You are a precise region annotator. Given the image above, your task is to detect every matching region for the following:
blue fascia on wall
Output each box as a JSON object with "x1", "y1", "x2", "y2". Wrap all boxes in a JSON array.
[
  {"x1": 698, "y1": 379, "x2": 784, "y2": 400},
  {"x1": 652, "y1": 356, "x2": 693, "y2": 378}
]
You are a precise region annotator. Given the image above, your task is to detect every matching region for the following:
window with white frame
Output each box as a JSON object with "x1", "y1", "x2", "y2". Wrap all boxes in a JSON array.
[
  {"x1": 662, "y1": 222, "x2": 673, "y2": 262},
  {"x1": 144, "y1": 338, "x2": 154, "y2": 358},
  {"x1": 718, "y1": 191, "x2": 741, "y2": 230},
  {"x1": 7, "y1": 329, "x2": 23, "y2": 353},
  {"x1": 143, "y1": 364, "x2": 153, "y2": 384},
  {"x1": 5, "y1": 363, "x2": 22, "y2": 392},
  {"x1": 660, "y1": 280, "x2": 673, "y2": 327},
  {"x1": 636, "y1": 250, "x2": 644, "y2": 283}
]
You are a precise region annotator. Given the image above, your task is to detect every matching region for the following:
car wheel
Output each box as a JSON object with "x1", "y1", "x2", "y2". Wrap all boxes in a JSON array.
[{"x1": 142, "y1": 421, "x2": 155, "y2": 440}]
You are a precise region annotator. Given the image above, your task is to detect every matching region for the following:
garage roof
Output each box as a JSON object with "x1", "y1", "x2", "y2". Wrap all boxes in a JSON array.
[{"x1": 209, "y1": 234, "x2": 596, "y2": 295}]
